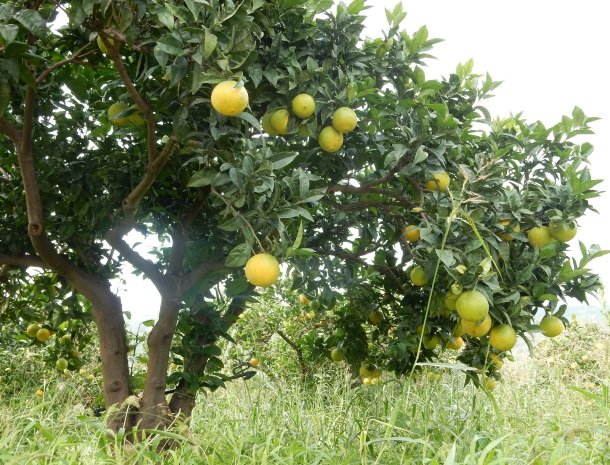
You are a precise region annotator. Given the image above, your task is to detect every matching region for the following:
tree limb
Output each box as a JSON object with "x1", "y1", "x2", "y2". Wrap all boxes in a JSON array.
[
  {"x1": 0, "y1": 254, "x2": 48, "y2": 269},
  {"x1": 36, "y1": 43, "x2": 93, "y2": 84},
  {"x1": 104, "y1": 230, "x2": 166, "y2": 292},
  {"x1": 0, "y1": 118, "x2": 21, "y2": 145},
  {"x1": 122, "y1": 136, "x2": 178, "y2": 221},
  {"x1": 102, "y1": 31, "x2": 158, "y2": 162}
]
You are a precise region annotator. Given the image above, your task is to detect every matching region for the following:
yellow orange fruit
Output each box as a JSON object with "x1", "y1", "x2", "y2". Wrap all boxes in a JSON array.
[
  {"x1": 249, "y1": 357, "x2": 259, "y2": 367},
  {"x1": 211, "y1": 80, "x2": 249, "y2": 116},
  {"x1": 425, "y1": 172, "x2": 450, "y2": 191},
  {"x1": 36, "y1": 328, "x2": 52, "y2": 342},
  {"x1": 261, "y1": 113, "x2": 278, "y2": 135},
  {"x1": 410, "y1": 265, "x2": 428, "y2": 286},
  {"x1": 331, "y1": 348, "x2": 346, "y2": 362},
  {"x1": 270, "y1": 108, "x2": 290, "y2": 134},
  {"x1": 447, "y1": 336, "x2": 464, "y2": 350},
  {"x1": 402, "y1": 225, "x2": 420, "y2": 242},
  {"x1": 35, "y1": 389, "x2": 44, "y2": 397},
  {"x1": 483, "y1": 377, "x2": 496, "y2": 391},
  {"x1": 527, "y1": 226, "x2": 553, "y2": 248},
  {"x1": 462, "y1": 314, "x2": 492, "y2": 337},
  {"x1": 489, "y1": 324, "x2": 517, "y2": 351},
  {"x1": 318, "y1": 126, "x2": 343, "y2": 152},
  {"x1": 26, "y1": 324, "x2": 40, "y2": 338},
  {"x1": 539, "y1": 315, "x2": 564, "y2": 337},
  {"x1": 359, "y1": 362, "x2": 381, "y2": 378},
  {"x1": 549, "y1": 221, "x2": 577, "y2": 242},
  {"x1": 96, "y1": 35, "x2": 115, "y2": 54},
  {"x1": 423, "y1": 334, "x2": 440, "y2": 349},
  {"x1": 107, "y1": 102, "x2": 145, "y2": 127},
  {"x1": 455, "y1": 290, "x2": 489, "y2": 322},
  {"x1": 487, "y1": 352, "x2": 504, "y2": 370},
  {"x1": 291, "y1": 93, "x2": 315, "y2": 119},
  {"x1": 244, "y1": 253, "x2": 280, "y2": 287},
  {"x1": 368, "y1": 310, "x2": 384, "y2": 325},
  {"x1": 453, "y1": 321, "x2": 465, "y2": 337},
  {"x1": 498, "y1": 219, "x2": 521, "y2": 242},
  {"x1": 331, "y1": 107, "x2": 358, "y2": 133}
]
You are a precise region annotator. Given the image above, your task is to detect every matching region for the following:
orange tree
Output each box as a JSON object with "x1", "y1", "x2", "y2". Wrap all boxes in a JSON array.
[{"x1": 0, "y1": 0, "x2": 605, "y2": 432}]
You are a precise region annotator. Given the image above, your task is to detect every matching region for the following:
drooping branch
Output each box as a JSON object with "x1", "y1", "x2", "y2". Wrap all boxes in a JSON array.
[
  {"x1": 0, "y1": 118, "x2": 21, "y2": 145},
  {"x1": 322, "y1": 197, "x2": 405, "y2": 212}
]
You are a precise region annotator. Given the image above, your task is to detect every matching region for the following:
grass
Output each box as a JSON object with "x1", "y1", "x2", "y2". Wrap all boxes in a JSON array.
[{"x1": 0, "y1": 324, "x2": 608, "y2": 464}]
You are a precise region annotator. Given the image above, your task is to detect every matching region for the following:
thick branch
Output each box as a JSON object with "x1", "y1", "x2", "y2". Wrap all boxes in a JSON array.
[
  {"x1": 103, "y1": 31, "x2": 158, "y2": 162},
  {"x1": 167, "y1": 228, "x2": 187, "y2": 278},
  {"x1": 105, "y1": 230, "x2": 166, "y2": 291},
  {"x1": 0, "y1": 254, "x2": 48, "y2": 269},
  {"x1": 122, "y1": 136, "x2": 178, "y2": 221},
  {"x1": 0, "y1": 118, "x2": 21, "y2": 145}
]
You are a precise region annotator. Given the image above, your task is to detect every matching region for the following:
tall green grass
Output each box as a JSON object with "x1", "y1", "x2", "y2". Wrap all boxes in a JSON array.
[{"x1": 0, "y1": 324, "x2": 608, "y2": 464}]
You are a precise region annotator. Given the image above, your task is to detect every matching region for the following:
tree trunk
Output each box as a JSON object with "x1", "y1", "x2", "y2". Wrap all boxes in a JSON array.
[
  {"x1": 138, "y1": 294, "x2": 181, "y2": 429},
  {"x1": 86, "y1": 286, "x2": 134, "y2": 432}
]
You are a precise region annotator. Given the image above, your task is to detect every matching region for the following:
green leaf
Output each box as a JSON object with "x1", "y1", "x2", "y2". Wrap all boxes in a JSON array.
[
  {"x1": 156, "y1": 35, "x2": 184, "y2": 56},
  {"x1": 0, "y1": 24, "x2": 18, "y2": 44},
  {"x1": 187, "y1": 169, "x2": 216, "y2": 188},
  {"x1": 14, "y1": 9, "x2": 47, "y2": 37},
  {"x1": 413, "y1": 146, "x2": 428, "y2": 164},
  {"x1": 201, "y1": 345, "x2": 222, "y2": 356},
  {"x1": 277, "y1": 208, "x2": 300, "y2": 219},
  {"x1": 436, "y1": 249, "x2": 455, "y2": 267},
  {"x1": 225, "y1": 243, "x2": 251, "y2": 267},
  {"x1": 204, "y1": 31, "x2": 217, "y2": 59},
  {"x1": 347, "y1": 0, "x2": 366, "y2": 14},
  {"x1": 236, "y1": 112, "x2": 260, "y2": 130},
  {"x1": 271, "y1": 153, "x2": 298, "y2": 170},
  {"x1": 156, "y1": 8, "x2": 175, "y2": 30}
]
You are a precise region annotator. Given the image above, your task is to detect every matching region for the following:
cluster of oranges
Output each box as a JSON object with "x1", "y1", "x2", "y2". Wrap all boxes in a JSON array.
[{"x1": 210, "y1": 80, "x2": 358, "y2": 153}]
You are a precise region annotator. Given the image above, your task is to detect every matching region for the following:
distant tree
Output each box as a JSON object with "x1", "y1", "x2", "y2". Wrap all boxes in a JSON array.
[{"x1": 0, "y1": 0, "x2": 604, "y2": 435}]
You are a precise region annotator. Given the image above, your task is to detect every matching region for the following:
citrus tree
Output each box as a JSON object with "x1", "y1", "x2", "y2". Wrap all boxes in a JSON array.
[{"x1": 0, "y1": 0, "x2": 605, "y2": 433}]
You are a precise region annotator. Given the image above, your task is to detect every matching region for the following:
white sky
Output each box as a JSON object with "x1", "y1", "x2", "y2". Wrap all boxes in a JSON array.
[{"x1": 117, "y1": 2, "x2": 610, "y2": 324}]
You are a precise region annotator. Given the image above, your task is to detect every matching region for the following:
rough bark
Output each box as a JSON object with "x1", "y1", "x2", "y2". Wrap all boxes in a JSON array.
[
  {"x1": 89, "y1": 290, "x2": 135, "y2": 431},
  {"x1": 138, "y1": 294, "x2": 181, "y2": 429}
]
